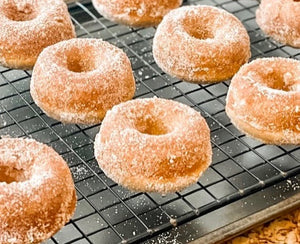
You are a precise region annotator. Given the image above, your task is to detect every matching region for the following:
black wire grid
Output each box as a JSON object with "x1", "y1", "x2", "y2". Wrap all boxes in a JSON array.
[{"x1": 0, "y1": 0, "x2": 299, "y2": 243}]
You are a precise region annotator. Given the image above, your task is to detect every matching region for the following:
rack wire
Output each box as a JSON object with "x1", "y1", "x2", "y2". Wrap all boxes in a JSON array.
[{"x1": 0, "y1": 0, "x2": 299, "y2": 243}]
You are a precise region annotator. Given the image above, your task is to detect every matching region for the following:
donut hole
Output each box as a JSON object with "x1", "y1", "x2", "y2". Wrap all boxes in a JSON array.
[
  {"x1": 3, "y1": 3, "x2": 38, "y2": 21},
  {"x1": 135, "y1": 117, "x2": 171, "y2": 135},
  {"x1": 185, "y1": 26, "x2": 215, "y2": 40},
  {"x1": 183, "y1": 15, "x2": 215, "y2": 40},
  {"x1": 263, "y1": 71, "x2": 296, "y2": 91},
  {"x1": 0, "y1": 166, "x2": 27, "y2": 183},
  {"x1": 66, "y1": 48, "x2": 97, "y2": 73}
]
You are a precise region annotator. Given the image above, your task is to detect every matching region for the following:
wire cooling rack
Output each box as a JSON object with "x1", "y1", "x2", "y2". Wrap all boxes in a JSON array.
[{"x1": 0, "y1": 0, "x2": 299, "y2": 243}]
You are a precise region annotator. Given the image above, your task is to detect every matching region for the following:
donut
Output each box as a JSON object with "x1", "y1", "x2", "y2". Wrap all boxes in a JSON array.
[
  {"x1": 256, "y1": 0, "x2": 300, "y2": 47},
  {"x1": 0, "y1": 138, "x2": 76, "y2": 243},
  {"x1": 226, "y1": 57, "x2": 300, "y2": 145},
  {"x1": 94, "y1": 97, "x2": 212, "y2": 194},
  {"x1": 91, "y1": 0, "x2": 183, "y2": 27},
  {"x1": 153, "y1": 5, "x2": 251, "y2": 83},
  {"x1": 0, "y1": 0, "x2": 75, "y2": 69},
  {"x1": 30, "y1": 38, "x2": 136, "y2": 124}
]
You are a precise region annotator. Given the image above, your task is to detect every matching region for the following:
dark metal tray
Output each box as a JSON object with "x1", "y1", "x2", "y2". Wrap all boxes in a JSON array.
[{"x1": 0, "y1": 0, "x2": 299, "y2": 243}]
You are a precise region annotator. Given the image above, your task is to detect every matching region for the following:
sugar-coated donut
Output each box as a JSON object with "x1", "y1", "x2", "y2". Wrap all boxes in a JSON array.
[
  {"x1": 226, "y1": 58, "x2": 300, "y2": 145},
  {"x1": 94, "y1": 98, "x2": 212, "y2": 194},
  {"x1": 153, "y1": 5, "x2": 251, "y2": 83},
  {"x1": 0, "y1": 0, "x2": 75, "y2": 70},
  {"x1": 256, "y1": 0, "x2": 300, "y2": 47},
  {"x1": 0, "y1": 138, "x2": 76, "y2": 244},
  {"x1": 31, "y1": 38, "x2": 136, "y2": 124},
  {"x1": 91, "y1": 0, "x2": 183, "y2": 27}
]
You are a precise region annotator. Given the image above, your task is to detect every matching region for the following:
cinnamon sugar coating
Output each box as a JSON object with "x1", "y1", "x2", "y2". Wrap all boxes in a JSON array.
[
  {"x1": 92, "y1": 0, "x2": 183, "y2": 27},
  {"x1": 0, "y1": 138, "x2": 76, "y2": 244},
  {"x1": 94, "y1": 98, "x2": 212, "y2": 194},
  {"x1": 153, "y1": 5, "x2": 251, "y2": 84},
  {"x1": 31, "y1": 38, "x2": 136, "y2": 124},
  {"x1": 0, "y1": 0, "x2": 75, "y2": 69},
  {"x1": 256, "y1": 0, "x2": 300, "y2": 47},
  {"x1": 226, "y1": 57, "x2": 300, "y2": 145}
]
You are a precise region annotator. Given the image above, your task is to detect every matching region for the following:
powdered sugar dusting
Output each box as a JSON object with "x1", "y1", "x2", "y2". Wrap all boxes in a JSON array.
[{"x1": 284, "y1": 179, "x2": 300, "y2": 192}]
